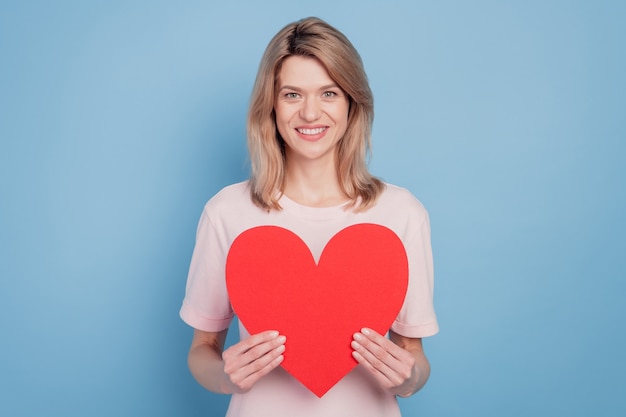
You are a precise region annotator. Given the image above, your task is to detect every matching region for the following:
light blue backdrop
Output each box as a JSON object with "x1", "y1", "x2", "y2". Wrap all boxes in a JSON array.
[{"x1": 1, "y1": 1, "x2": 624, "y2": 416}]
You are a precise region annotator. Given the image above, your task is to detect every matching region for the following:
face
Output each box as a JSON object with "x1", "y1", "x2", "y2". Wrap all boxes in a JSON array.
[{"x1": 274, "y1": 55, "x2": 349, "y2": 167}]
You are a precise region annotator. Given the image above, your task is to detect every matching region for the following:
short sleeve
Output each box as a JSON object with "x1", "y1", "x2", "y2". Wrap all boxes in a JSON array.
[
  {"x1": 391, "y1": 207, "x2": 439, "y2": 338},
  {"x1": 179, "y1": 207, "x2": 234, "y2": 332}
]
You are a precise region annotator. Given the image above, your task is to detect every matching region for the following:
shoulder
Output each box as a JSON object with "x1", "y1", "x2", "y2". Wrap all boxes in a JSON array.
[
  {"x1": 198, "y1": 181, "x2": 259, "y2": 225},
  {"x1": 377, "y1": 183, "x2": 428, "y2": 220},
  {"x1": 355, "y1": 183, "x2": 431, "y2": 240},
  {"x1": 199, "y1": 181, "x2": 275, "y2": 236},
  {"x1": 205, "y1": 181, "x2": 251, "y2": 209}
]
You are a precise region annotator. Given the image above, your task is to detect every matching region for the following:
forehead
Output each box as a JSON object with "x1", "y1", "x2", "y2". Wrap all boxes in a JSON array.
[{"x1": 277, "y1": 55, "x2": 335, "y2": 87}]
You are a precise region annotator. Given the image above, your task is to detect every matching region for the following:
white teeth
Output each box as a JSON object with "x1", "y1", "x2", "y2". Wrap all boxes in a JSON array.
[{"x1": 297, "y1": 127, "x2": 326, "y2": 135}]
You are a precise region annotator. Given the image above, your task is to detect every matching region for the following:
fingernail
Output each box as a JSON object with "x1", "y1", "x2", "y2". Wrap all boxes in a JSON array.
[
  {"x1": 278, "y1": 335, "x2": 286, "y2": 344},
  {"x1": 269, "y1": 330, "x2": 279, "y2": 337},
  {"x1": 361, "y1": 328, "x2": 371, "y2": 336},
  {"x1": 353, "y1": 332, "x2": 363, "y2": 341},
  {"x1": 351, "y1": 341, "x2": 360, "y2": 349}
]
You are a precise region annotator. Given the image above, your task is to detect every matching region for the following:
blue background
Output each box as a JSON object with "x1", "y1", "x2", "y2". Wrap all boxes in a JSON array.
[{"x1": 1, "y1": 1, "x2": 624, "y2": 416}]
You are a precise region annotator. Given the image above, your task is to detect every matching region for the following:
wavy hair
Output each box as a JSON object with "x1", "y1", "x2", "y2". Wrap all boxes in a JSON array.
[{"x1": 247, "y1": 17, "x2": 384, "y2": 211}]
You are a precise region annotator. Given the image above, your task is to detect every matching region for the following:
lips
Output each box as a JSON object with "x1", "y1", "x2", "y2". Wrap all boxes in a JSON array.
[
  {"x1": 295, "y1": 126, "x2": 328, "y2": 141},
  {"x1": 297, "y1": 127, "x2": 327, "y2": 135}
]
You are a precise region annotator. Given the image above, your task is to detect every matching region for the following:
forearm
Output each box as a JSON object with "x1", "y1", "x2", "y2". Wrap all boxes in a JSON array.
[
  {"x1": 187, "y1": 328, "x2": 286, "y2": 395},
  {"x1": 398, "y1": 346, "x2": 430, "y2": 397},
  {"x1": 188, "y1": 329, "x2": 235, "y2": 394},
  {"x1": 188, "y1": 343, "x2": 233, "y2": 394},
  {"x1": 389, "y1": 331, "x2": 431, "y2": 397}
]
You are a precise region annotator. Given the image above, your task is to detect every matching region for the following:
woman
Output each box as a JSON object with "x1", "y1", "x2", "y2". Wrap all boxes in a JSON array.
[{"x1": 180, "y1": 17, "x2": 438, "y2": 416}]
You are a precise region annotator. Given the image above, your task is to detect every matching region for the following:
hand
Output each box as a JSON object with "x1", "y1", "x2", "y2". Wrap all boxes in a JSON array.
[
  {"x1": 351, "y1": 328, "x2": 419, "y2": 397},
  {"x1": 222, "y1": 330, "x2": 286, "y2": 393}
]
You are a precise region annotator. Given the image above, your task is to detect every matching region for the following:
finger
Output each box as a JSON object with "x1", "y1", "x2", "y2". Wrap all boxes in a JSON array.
[
  {"x1": 351, "y1": 336, "x2": 396, "y2": 379},
  {"x1": 352, "y1": 329, "x2": 409, "y2": 382},
  {"x1": 359, "y1": 328, "x2": 413, "y2": 365},
  {"x1": 226, "y1": 330, "x2": 281, "y2": 357},
  {"x1": 239, "y1": 344, "x2": 285, "y2": 381},
  {"x1": 240, "y1": 334, "x2": 286, "y2": 366},
  {"x1": 224, "y1": 334, "x2": 286, "y2": 380},
  {"x1": 229, "y1": 343, "x2": 285, "y2": 392},
  {"x1": 351, "y1": 346, "x2": 394, "y2": 391}
]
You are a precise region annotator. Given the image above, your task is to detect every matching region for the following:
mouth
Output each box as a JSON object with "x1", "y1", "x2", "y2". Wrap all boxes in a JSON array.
[{"x1": 296, "y1": 127, "x2": 328, "y2": 135}]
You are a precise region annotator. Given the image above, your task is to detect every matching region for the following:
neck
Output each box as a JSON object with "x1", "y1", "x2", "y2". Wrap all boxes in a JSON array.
[{"x1": 282, "y1": 157, "x2": 347, "y2": 208}]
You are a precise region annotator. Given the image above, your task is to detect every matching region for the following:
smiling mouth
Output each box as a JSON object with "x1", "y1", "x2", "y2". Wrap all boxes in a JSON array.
[{"x1": 296, "y1": 127, "x2": 327, "y2": 135}]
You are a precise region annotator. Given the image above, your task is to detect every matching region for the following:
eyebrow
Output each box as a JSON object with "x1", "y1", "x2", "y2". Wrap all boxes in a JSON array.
[{"x1": 278, "y1": 83, "x2": 341, "y2": 92}]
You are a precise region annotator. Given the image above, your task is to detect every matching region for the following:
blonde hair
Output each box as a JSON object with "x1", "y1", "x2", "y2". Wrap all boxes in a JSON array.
[{"x1": 247, "y1": 17, "x2": 384, "y2": 211}]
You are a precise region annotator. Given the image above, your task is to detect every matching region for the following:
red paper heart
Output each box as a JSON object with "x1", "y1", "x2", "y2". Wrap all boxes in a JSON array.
[{"x1": 225, "y1": 223, "x2": 408, "y2": 397}]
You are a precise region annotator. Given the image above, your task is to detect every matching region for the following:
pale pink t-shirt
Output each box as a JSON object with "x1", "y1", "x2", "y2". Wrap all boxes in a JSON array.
[{"x1": 180, "y1": 181, "x2": 438, "y2": 417}]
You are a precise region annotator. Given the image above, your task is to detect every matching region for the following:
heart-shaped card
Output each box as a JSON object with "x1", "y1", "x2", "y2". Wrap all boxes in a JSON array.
[{"x1": 225, "y1": 223, "x2": 408, "y2": 397}]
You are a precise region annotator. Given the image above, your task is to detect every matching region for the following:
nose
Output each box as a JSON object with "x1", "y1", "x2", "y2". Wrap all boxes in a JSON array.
[{"x1": 300, "y1": 96, "x2": 321, "y2": 122}]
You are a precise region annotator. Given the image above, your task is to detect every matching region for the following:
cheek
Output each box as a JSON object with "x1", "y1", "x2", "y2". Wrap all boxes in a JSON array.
[
  {"x1": 274, "y1": 107, "x2": 290, "y2": 138},
  {"x1": 274, "y1": 104, "x2": 291, "y2": 125},
  {"x1": 333, "y1": 101, "x2": 350, "y2": 123}
]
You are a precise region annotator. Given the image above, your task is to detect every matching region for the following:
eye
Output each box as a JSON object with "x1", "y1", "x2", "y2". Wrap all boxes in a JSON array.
[
  {"x1": 322, "y1": 91, "x2": 337, "y2": 98},
  {"x1": 284, "y1": 92, "x2": 300, "y2": 99}
]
